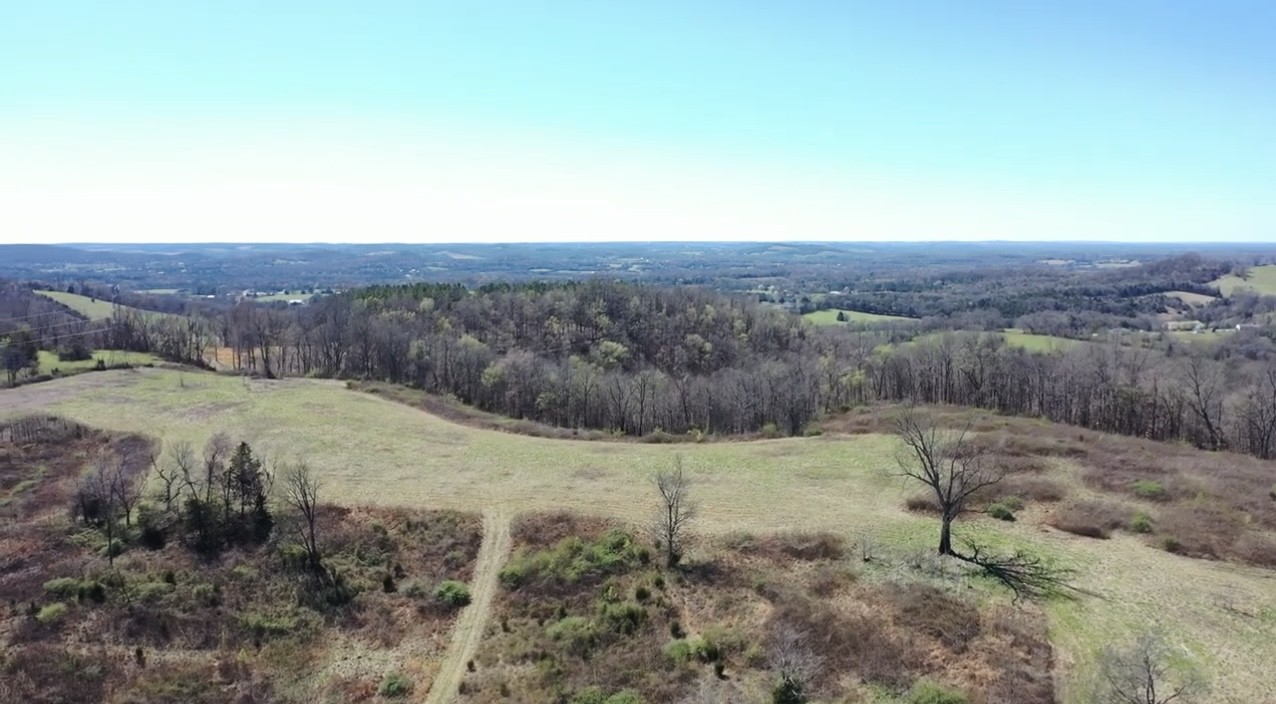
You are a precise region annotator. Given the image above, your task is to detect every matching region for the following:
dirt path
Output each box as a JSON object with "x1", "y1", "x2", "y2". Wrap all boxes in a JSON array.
[{"x1": 425, "y1": 509, "x2": 512, "y2": 704}]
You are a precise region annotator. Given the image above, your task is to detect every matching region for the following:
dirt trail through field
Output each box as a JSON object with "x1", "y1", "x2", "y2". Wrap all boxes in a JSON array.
[{"x1": 425, "y1": 508, "x2": 512, "y2": 704}]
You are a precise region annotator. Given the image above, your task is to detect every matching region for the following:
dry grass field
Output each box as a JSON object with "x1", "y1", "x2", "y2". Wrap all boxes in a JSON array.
[{"x1": 3, "y1": 368, "x2": 1275, "y2": 702}]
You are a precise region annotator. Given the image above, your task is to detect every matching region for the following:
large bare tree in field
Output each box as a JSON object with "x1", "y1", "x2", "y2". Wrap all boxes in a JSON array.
[
  {"x1": 894, "y1": 407, "x2": 1073, "y2": 600},
  {"x1": 282, "y1": 461, "x2": 323, "y2": 574},
  {"x1": 894, "y1": 408, "x2": 1004, "y2": 556},
  {"x1": 1095, "y1": 633, "x2": 1206, "y2": 704},
  {"x1": 652, "y1": 456, "x2": 695, "y2": 568}
]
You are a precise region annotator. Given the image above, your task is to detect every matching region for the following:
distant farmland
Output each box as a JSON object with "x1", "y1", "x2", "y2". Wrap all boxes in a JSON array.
[
  {"x1": 1210, "y1": 264, "x2": 1276, "y2": 296},
  {"x1": 35, "y1": 290, "x2": 182, "y2": 322},
  {"x1": 804, "y1": 308, "x2": 918, "y2": 325}
]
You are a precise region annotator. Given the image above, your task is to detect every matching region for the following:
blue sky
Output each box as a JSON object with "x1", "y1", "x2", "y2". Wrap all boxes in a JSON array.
[{"x1": 1, "y1": 1, "x2": 1273, "y2": 243}]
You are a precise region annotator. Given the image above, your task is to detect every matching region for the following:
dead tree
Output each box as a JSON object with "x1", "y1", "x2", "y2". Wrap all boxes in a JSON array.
[
  {"x1": 895, "y1": 408, "x2": 1074, "y2": 600},
  {"x1": 894, "y1": 408, "x2": 1004, "y2": 556},
  {"x1": 651, "y1": 456, "x2": 696, "y2": 568},
  {"x1": 768, "y1": 625, "x2": 823, "y2": 704},
  {"x1": 282, "y1": 461, "x2": 322, "y2": 574},
  {"x1": 1095, "y1": 632, "x2": 1207, "y2": 704},
  {"x1": 154, "y1": 440, "x2": 194, "y2": 514}
]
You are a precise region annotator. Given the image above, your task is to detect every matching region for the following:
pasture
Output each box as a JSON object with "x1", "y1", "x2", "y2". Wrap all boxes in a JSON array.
[
  {"x1": 804, "y1": 308, "x2": 918, "y2": 325},
  {"x1": 1, "y1": 368, "x2": 1273, "y2": 702},
  {"x1": 1211, "y1": 264, "x2": 1276, "y2": 297},
  {"x1": 35, "y1": 290, "x2": 181, "y2": 322},
  {"x1": 35, "y1": 349, "x2": 161, "y2": 375}
]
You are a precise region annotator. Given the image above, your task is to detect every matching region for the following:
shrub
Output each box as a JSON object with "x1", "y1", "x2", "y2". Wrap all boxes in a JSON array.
[
  {"x1": 36, "y1": 602, "x2": 68, "y2": 624},
  {"x1": 1269, "y1": 484, "x2": 1276, "y2": 501},
  {"x1": 1049, "y1": 500, "x2": 1127, "y2": 539},
  {"x1": 664, "y1": 639, "x2": 692, "y2": 663},
  {"x1": 500, "y1": 529, "x2": 642, "y2": 590},
  {"x1": 760, "y1": 422, "x2": 782, "y2": 439},
  {"x1": 238, "y1": 612, "x2": 297, "y2": 639},
  {"x1": 132, "y1": 581, "x2": 175, "y2": 604},
  {"x1": 43, "y1": 577, "x2": 105, "y2": 604},
  {"x1": 1130, "y1": 511, "x2": 1154, "y2": 534},
  {"x1": 994, "y1": 495, "x2": 1025, "y2": 511},
  {"x1": 1160, "y1": 536, "x2": 1184, "y2": 554},
  {"x1": 378, "y1": 672, "x2": 413, "y2": 698},
  {"x1": 192, "y1": 582, "x2": 221, "y2": 607},
  {"x1": 598, "y1": 601, "x2": 646, "y2": 635},
  {"x1": 402, "y1": 582, "x2": 427, "y2": 599},
  {"x1": 688, "y1": 635, "x2": 721, "y2": 663},
  {"x1": 986, "y1": 503, "x2": 1016, "y2": 522},
  {"x1": 547, "y1": 616, "x2": 597, "y2": 656},
  {"x1": 434, "y1": 580, "x2": 471, "y2": 608},
  {"x1": 1131, "y1": 479, "x2": 1167, "y2": 500},
  {"x1": 908, "y1": 679, "x2": 968, "y2": 704},
  {"x1": 905, "y1": 493, "x2": 939, "y2": 513},
  {"x1": 571, "y1": 688, "x2": 645, "y2": 704}
]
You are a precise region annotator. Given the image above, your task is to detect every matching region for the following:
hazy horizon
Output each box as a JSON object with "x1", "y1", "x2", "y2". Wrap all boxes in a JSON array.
[{"x1": 2, "y1": 2, "x2": 1273, "y2": 245}]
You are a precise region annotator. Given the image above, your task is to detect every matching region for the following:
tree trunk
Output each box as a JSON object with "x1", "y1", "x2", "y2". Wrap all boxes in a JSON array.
[{"x1": 938, "y1": 518, "x2": 953, "y2": 556}]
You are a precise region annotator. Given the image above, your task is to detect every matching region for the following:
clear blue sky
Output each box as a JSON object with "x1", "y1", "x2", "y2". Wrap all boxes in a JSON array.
[{"x1": 1, "y1": 1, "x2": 1273, "y2": 243}]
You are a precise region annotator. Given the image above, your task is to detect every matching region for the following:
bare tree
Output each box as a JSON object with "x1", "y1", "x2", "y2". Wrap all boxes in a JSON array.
[
  {"x1": 652, "y1": 456, "x2": 696, "y2": 568},
  {"x1": 282, "y1": 461, "x2": 322, "y2": 573},
  {"x1": 894, "y1": 407, "x2": 1004, "y2": 556},
  {"x1": 1095, "y1": 633, "x2": 1207, "y2": 704},
  {"x1": 154, "y1": 440, "x2": 194, "y2": 514},
  {"x1": 768, "y1": 625, "x2": 823, "y2": 704}
]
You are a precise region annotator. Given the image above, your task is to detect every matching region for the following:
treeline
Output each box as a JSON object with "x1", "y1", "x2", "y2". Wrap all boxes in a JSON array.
[
  {"x1": 811, "y1": 254, "x2": 1234, "y2": 329},
  {"x1": 211, "y1": 279, "x2": 1276, "y2": 459}
]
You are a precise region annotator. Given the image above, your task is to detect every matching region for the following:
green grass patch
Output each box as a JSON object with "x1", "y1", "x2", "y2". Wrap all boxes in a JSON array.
[
  {"x1": 35, "y1": 290, "x2": 182, "y2": 322},
  {"x1": 37, "y1": 350, "x2": 161, "y2": 375},
  {"x1": 804, "y1": 308, "x2": 917, "y2": 326},
  {"x1": 1211, "y1": 265, "x2": 1276, "y2": 296}
]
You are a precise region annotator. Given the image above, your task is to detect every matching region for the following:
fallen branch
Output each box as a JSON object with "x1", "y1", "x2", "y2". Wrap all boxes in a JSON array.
[{"x1": 953, "y1": 539, "x2": 1078, "y2": 602}]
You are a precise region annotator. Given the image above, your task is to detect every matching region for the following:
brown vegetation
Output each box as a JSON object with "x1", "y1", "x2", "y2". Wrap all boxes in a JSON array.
[
  {"x1": 455, "y1": 512, "x2": 1055, "y2": 704},
  {"x1": 0, "y1": 416, "x2": 483, "y2": 703}
]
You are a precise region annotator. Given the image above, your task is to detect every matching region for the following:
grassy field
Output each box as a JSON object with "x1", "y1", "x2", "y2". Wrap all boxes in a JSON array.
[
  {"x1": 35, "y1": 290, "x2": 181, "y2": 322},
  {"x1": 1211, "y1": 265, "x2": 1276, "y2": 296},
  {"x1": 804, "y1": 308, "x2": 917, "y2": 325},
  {"x1": 1001, "y1": 328, "x2": 1085, "y2": 352},
  {"x1": 35, "y1": 349, "x2": 161, "y2": 375},
  {"x1": 1166, "y1": 290, "x2": 1217, "y2": 306},
  {"x1": 255, "y1": 292, "x2": 316, "y2": 303},
  {"x1": 1, "y1": 368, "x2": 1273, "y2": 702}
]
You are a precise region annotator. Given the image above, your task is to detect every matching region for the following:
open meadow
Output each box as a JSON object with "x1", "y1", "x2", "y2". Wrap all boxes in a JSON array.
[
  {"x1": 2, "y1": 368, "x2": 1274, "y2": 702},
  {"x1": 803, "y1": 308, "x2": 918, "y2": 325},
  {"x1": 35, "y1": 290, "x2": 182, "y2": 322},
  {"x1": 1211, "y1": 264, "x2": 1276, "y2": 297}
]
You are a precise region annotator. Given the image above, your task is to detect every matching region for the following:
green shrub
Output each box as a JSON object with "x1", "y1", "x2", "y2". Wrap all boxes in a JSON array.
[
  {"x1": 402, "y1": 582, "x2": 427, "y2": 599},
  {"x1": 995, "y1": 495, "x2": 1025, "y2": 511},
  {"x1": 132, "y1": 581, "x2": 175, "y2": 603},
  {"x1": 547, "y1": 616, "x2": 597, "y2": 656},
  {"x1": 238, "y1": 612, "x2": 297, "y2": 639},
  {"x1": 1130, "y1": 511, "x2": 1154, "y2": 534},
  {"x1": 760, "y1": 422, "x2": 782, "y2": 439},
  {"x1": 500, "y1": 529, "x2": 642, "y2": 590},
  {"x1": 434, "y1": 580, "x2": 471, "y2": 608},
  {"x1": 986, "y1": 503, "x2": 1016, "y2": 522},
  {"x1": 908, "y1": 679, "x2": 968, "y2": 704},
  {"x1": 378, "y1": 672, "x2": 413, "y2": 698},
  {"x1": 571, "y1": 688, "x2": 644, "y2": 704},
  {"x1": 1131, "y1": 479, "x2": 1167, "y2": 500},
  {"x1": 664, "y1": 639, "x2": 692, "y2": 663},
  {"x1": 192, "y1": 582, "x2": 221, "y2": 607},
  {"x1": 598, "y1": 601, "x2": 646, "y2": 634},
  {"x1": 36, "y1": 602, "x2": 68, "y2": 624},
  {"x1": 43, "y1": 577, "x2": 106, "y2": 604},
  {"x1": 1160, "y1": 536, "x2": 1184, "y2": 554},
  {"x1": 688, "y1": 635, "x2": 721, "y2": 663}
]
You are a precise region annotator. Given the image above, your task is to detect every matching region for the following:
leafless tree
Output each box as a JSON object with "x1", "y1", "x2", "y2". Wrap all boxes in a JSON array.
[
  {"x1": 768, "y1": 625, "x2": 823, "y2": 704},
  {"x1": 1181, "y1": 357, "x2": 1226, "y2": 450},
  {"x1": 1094, "y1": 633, "x2": 1207, "y2": 704},
  {"x1": 154, "y1": 440, "x2": 194, "y2": 513},
  {"x1": 282, "y1": 461, "x2": 322, "y2": 573},
  {"x1": 73, "y1": 458, "x2": 130, "y2": 566},
  {"x1": 894, "y1": 407, "x2": 1004, "y2": 556},
  {"x1": 651, "y1": 456, "x2": 696, "y2": 568}
]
